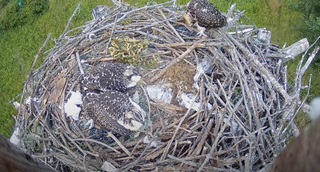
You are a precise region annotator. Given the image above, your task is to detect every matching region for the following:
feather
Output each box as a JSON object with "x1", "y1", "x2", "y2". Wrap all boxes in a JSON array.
[
  {"x1": 83, "y1": 90, "x2": 146, "y2": 135},
  {"x1": 82, "y1": 62, "x2": 141, "y2": 92}
]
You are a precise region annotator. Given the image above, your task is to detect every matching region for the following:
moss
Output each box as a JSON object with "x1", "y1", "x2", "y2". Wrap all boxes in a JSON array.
[{"x1": 108, "y1": 36, "x2": 149, "y2": 65}]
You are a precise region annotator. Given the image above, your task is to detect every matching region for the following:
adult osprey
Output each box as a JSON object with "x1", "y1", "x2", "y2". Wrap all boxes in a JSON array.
[
  {"x1": 81, "y1": 62, "x2": 141, "y2": 92},
  {"x1": 184, "y1": 0, "x2": 227, "y2": 36},
  {"x1": 83, "y1": 90, "x2": 146, "y2": 135}
]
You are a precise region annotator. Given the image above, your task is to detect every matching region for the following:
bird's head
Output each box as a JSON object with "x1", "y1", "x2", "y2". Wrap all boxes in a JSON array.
[
  {"x1": 219, "y1": 15, "x2": 228, "y2": 28},
  {"x1": 123, "y1": 66, "x2": 142, "y2": 88},
  {"x1": 119, "y1": 98, "x2": 146, "y2": 131}
]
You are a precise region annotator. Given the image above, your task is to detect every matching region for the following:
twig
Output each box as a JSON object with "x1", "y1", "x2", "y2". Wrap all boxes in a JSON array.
[
  {"x1": 104, "y1": 16, "x2": 118, "y2": 56},
  {"x1": 60, "y1": 3, "x2": 82, "y2": 39},
  {"x1": 160, "y1": 92, "x2": 199, "y2": 160},
  {"x1": 72, "y1": 138, "x2": 121, "y2": 154},
  {"x1": 75, "y1": 52, "x2": 84, "y2": 74},
  {"x1": 107, "y1": 132, "x2": 132, "y2": 156},
  {"x1": 158, "y1": 8, "x2": 185, "y2": 42},
  {"x1": 227, "y1": 34, "x2": 290, "y2": 102},
  {"x1": 122, "y1": 129, "x2": 160, "y2": 172},
  {"x1": 26, "y1": 33, "x2": 51, "y2": 83},
  {"x1": 150, "y1": 36, "x2": 207, "y2": 82}
]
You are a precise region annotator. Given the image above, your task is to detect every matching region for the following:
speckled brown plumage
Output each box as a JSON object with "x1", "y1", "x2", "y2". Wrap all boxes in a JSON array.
[
  {"x1": 186, "y1": 0, "x2": 227, "y2": 29},
  {"x1": 81, "y1": 62, "x2": 141, "y2": 92},
  {"x1": 0, "y1": 134, "x2": 55, "y2": 172},
  {"x1": 83, "y1": 90, "x2": 146, "y2": 135},
  {"x1": 267, "y1": 116, "x2": 320, "y2": 172}
]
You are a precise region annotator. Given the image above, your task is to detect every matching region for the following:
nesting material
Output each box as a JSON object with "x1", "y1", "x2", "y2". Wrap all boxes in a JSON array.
[
  {"x1": 9, "y1": 127, "x2": 20, "y2": 146},
  {"x1": 64, "y1": 91, "x2": 83, "y2": 120},
  {"x1": 13, "y1": 1, "x2": 319, "y2": 172},
  {"x1": 146, "y1": 85, "x2": 173, "y2": 104},
  {"x1": 178, "y1": 92, "x2": 212, "y2": 111}
]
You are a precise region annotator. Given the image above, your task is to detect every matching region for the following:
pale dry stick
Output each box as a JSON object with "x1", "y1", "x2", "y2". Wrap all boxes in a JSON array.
[
  {"x1": 54, "y1": 152, "x2": 95, "y2": 171},
  {"x1": 75, "y1": 52, "x2": 84, "y2": 74},
  {"x1": 26, "y1": 33, "x2": 52, "y2": 84},
  {"x1": 232, "y1": 79, "x2": 268, "y2": 165},
  {"x1": 227, "y1": 35, "x2": 290, "y2": 102},
  {"x1": 113, "y1": 28, "x2": 165, "y2": 41},
  {"x1": 32, "y1": 152, "x2": 54, "y2": 159},
  {"x1": 63, "y1": 133, "x2": 98, "y2": 157},
  {"x1": 72, "y1": 1, "x2": 175, "y2": 41},
  {"x1": 277, "y1": 49, "x2": 319, "y2": 136},
  {"x1": 104, "y1": 16, "x2": 118, "y2": 56},
  {"x1": 107, "y1": 132, "x2": 132, "y2": 156},
  {"x1": 158, "y1": 8, "x2": 185, "y2": 42},
  {"x1": 239, "y1": 76, "x2": 252, "y2": 130},
  {"x1": 59, "y1": 77, "x2": 77, "y2": 138},
  {"x1": 151, "y1": 39, "x2": 179, "y2": 53},
  {"x1": 131, "y1": 139, "x2": 142, "y2": 155},
  {"x1": 281, "y1": 75, "x2": 312, "y2": 137},
  {"x1": 152, "y1": 42, "x2": 225, "y2": 48},
  {"x1": 43, "y1": 126, "x2": 85, "y2": 170},
  {"x1": 150, "y1": 36, "x2": 207, "y2": 82},
  {"x1": 63, "y1": 133, "x2": 89, "y2": 172},
  {"x1": 110, "y1": 140, "x2": 140, "y2": 150},
  {"x1": 300, "y1": 46, "x2": 320, "y2": 75},
  {"x1": 241, "y1": 54, "x2": 265, "y2": 110},
  {"x1": 122, "y1": 129, "x2": 160, "y2": 172},
  {"x1": 230, "y1": 43, "x2": 261, "y2": 130},
  {"x1": 259, "y1": 98, "x2": 278, "y2": 153},
  {"x1": 152, "y1": 27, "x2": 177, "y2": 43},
  {"x1": 42, "y1": 140, "x2": 47, "y2": 165},
  {"x1": 211, "y1": 81, "x2": 248, "y2": 136},
  {"x1": 274, "y1": 104, "x2": 296, "y2": 144},
  {"x1": 160, "y1": 92, "x2": 199, "y2": 161},
  {"x1": 60, "y1": 3, "x2": 82, "y2": 39},
  {"x1": 168, "y1": 155, "x2": 198, "y2": 167},
  {"x1": 294, "y1": 46, "x2": 319, "y2": 94},
  {"x1": 295, "y1": 36, "x2": 320, "y2": 88},
  {"x1": 82, "y1": 57, "x2": 116, "y2": 63},
  {"x1": 73, "y1": 125, "x2": 95, "y2": 153},
  {"x1": 172, "y1": 0, "x2": 177, "y2": 7},
  {"x1": 217, "y1": 79, "x2": 252, "y2": 137},
  {"x1": 51, "y1": 38, "x2": 84, "y2": 62},
  {"x1": 197, "y1": 109, "x2": 233, "y2": 172},
  {"x1": 189, "y1": 119, "x2": 214, "y2": 157},
  {"x1": 141, "y1": 85, "x2": 153, "y2": 135},
  {"x1": 283, "y1": 65, "x2": 288, "y2": 92},
  {"x1": 20, "y1": 33, "x2": 52, "y2": 114},
  {"x1": 172, "y1": 140, "x2": 178, "y2": 156},
  {"x1": 72, "y1": 138, "x2": 121, "y2": 154}
]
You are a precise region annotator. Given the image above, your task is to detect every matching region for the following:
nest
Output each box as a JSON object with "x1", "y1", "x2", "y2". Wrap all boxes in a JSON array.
[{"x1": 15, "y1": 1, "x2": 319, "y2": 171}]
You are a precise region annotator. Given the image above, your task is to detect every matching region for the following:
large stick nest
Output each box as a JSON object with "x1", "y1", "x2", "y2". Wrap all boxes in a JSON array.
[{"x1": 14, "y1": 1, "x2": 319, "y2": 171}]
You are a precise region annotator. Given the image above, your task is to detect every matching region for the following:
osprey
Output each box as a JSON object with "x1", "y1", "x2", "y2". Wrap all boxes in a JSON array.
[
  {"x1": 83, "y1": 90, "x2": 146, "y2": 135},
  {"x1": 82, "y1": 62, "x2": 141, "y2": 92},
  {"x1": 184, "y1": 0, "x2": 227, "y2": 36}
]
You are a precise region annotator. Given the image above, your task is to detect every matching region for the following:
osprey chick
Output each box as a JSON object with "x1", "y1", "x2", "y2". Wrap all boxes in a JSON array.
[
  {"x1": 184, "y1": 0, "x2": 227, "y2": 36},
  {"x1": 82, "y1": 62, "x2": 141, "y2": 92},
  {"x1": 83, "y1": 90, "x2": 146, "y2": 135}
]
